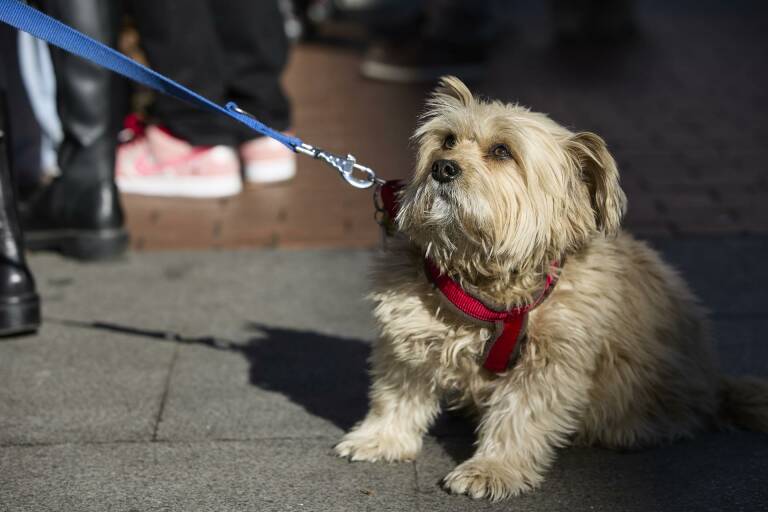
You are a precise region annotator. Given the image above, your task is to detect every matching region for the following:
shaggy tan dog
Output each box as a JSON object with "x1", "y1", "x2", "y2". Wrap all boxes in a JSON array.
[{"x1": 335, "y1": 77, "x2": 768, "y2": 501}]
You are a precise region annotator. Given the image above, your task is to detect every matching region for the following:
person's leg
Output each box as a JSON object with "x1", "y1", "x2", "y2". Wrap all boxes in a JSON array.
[
  {"x1": 212, "y1": 0, "x2": 292, "y2": 140},
  {"x1": 0, "y1": 77, "x2": 41, "y2": 335},
  {"x1": 551, "y1": 0, "x2": 636, "y2": 42},
  {"x1": 211, "y1": 0, "x2": 296, "y2": 183},
  {"x1": 422, "y1": 0, "x2": 505, "y2": 46},
  {"x1": 42, "y1": 0, "x2": 119, "y2": 183},
  {"x1": 130, "y1": 0, "x2": 235, "y2": 147},
  {"x1": 336, "y1": 0, "x2": 424, "y2": 35},
  {"x1": 360, "y1": 0, "x2": 507, "y2": 83},
  {"x1": 23, "y1": 0, "x2": 128, "y2": 260},
  {"x1": 115, "y1": 0, "x2": 242, "y2": 198},
  {"x1": 17, "y1": 31, "x2": 62, "y2": 184}
]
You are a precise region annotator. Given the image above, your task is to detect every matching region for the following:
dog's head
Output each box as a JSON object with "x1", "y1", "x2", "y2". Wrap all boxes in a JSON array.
[{"x1": 397, "y1": 76, "x2": 627, "y2": 279}]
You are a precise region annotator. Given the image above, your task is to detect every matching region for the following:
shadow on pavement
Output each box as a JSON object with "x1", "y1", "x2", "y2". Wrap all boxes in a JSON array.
[
  {"x1": 47, "y1": 317, "x2": 480, "y2": 452},
  {"x1": 46, "y1": 317, "x2": 372, "y2": 431},
  {"x1": 242, "y1": 323, "x2": 370, "y2": 431}
]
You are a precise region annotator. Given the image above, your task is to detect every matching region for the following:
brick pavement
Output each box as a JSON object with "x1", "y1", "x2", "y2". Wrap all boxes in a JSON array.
[{"x1": 122, "y1": 1, "x2": 767, "y2": 250}]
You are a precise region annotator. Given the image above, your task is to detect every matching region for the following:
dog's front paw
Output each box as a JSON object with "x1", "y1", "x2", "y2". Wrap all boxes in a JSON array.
[
  {"x1": 335, "y1": 426, "x2": 422, "y2": 462},
  {"x1": 443, "y1": 458, "x2": 540, "y2": 501}
]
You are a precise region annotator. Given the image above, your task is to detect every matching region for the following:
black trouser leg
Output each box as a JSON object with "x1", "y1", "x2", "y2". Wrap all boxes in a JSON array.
[
  {"x1": 130, "y1": 0, "x2": 291, "y2": 146},
  {"x1": 42, "y1": 0, "x2": 120, "y2": 183},
  {"x1": 129, "y1": 0, "x2": 233, "y2": 146},
  {"x1": 0, "y1": 87, "x2": 40, "y2": 335},
  {"x1": 212, "y1": 0, "x2": 292, "y2": 142},
  {"x1": 22, "y1": 0, "x2": 129, "y2": 261}
]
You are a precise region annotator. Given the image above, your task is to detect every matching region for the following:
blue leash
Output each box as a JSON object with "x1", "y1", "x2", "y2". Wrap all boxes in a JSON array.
[{"x1": 0, "y1": 0, "x2": 381, "y2": 189}]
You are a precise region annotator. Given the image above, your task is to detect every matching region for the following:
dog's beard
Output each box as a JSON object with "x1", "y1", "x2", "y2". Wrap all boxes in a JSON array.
[
  {"x1": 423, "y1": 185, "x2": 455, "y2": 225},
  {"x1": 398, "y1": 171, "x2": 552, "y2": 284},
  {"x1": 400, "y1": 181, "x2": 459, "y2": 244},
  {"x1": 398, "y1": 179, "x2": 498, "y2": 272}
]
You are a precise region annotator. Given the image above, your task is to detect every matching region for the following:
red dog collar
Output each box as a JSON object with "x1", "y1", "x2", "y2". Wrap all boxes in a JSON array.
[
  {"x1": 378, "y1": 180, "x2": 560, "y2": 373},
  {"x1": 425, "y1": 258, "x2": 559, "y2": 373}
]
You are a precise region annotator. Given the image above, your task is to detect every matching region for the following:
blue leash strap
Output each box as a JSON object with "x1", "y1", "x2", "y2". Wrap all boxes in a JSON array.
[{"x1": 0, "y1": 0, "x2": 382, "y2": 189}]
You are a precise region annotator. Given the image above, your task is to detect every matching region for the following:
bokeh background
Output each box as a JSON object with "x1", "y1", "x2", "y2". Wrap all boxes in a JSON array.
[{"x1": 119, "y1": 0, "x2": 767, "y2": 250}]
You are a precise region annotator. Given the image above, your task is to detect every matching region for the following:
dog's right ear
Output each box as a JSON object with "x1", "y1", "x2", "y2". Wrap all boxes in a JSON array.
[{"x1": 432, "y1": 76, "x2": 474, "y2": 107}]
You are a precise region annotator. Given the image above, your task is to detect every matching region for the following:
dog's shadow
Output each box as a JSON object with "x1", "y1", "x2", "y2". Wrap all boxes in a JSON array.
[
  {"x1": 241, "y1": 322, "x2": 371, "y2": 431},
  {"x1": 242, "y1": 322, "x2": 477, "y2": 456},
  {"x1": 52, "y1": 318, "x2": 478, "y2": 459}
]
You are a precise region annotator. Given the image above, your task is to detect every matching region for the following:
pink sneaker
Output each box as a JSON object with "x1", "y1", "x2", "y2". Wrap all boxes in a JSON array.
[
  {"x1": 240, "y1": 135, "x2": 296, "y2": 184},
  {"x1": 116, "y1": 125, "x2": 242, "y2": 198}
]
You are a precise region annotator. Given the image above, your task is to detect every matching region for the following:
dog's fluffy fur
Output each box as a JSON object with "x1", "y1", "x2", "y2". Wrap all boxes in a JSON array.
[{"x1": 335, "y1": 77, "x2": 768, "y2": 501}]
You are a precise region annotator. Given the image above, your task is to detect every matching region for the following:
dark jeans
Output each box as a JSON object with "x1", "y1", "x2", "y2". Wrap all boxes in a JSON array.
[
  {"x1": 130, "y1": 0, "x2": 291, "y2": 147},
  {"x1": 343, "y1": 0, "x2": 507, "y2": 45}
]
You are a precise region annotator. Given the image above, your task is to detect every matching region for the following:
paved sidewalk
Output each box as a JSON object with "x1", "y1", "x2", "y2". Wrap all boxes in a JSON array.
[{"x1": 2, "y1": 238, "x2": 767, "y2": 511}]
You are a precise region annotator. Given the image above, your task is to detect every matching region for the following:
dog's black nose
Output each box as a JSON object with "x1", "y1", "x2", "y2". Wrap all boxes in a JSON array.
[{"x1": 431, "y1": 159, "x2": 462, "y2": 183}]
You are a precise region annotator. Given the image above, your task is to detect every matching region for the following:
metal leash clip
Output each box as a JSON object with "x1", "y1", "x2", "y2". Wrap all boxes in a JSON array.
[
  {"x1": 227, "y1": 104, "x2": 383, "y2": 190},
  {"x1": 296, "y1": 143, "x2": 384, "y2": 190}
]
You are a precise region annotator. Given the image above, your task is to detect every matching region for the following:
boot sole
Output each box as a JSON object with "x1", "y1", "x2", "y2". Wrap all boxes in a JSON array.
[
  {"x1": 25, "y1": 228, "x2": 130, "y2": 261},
  {"x1": 0, "y1": 294, "x2": 40, "y2": 337}
]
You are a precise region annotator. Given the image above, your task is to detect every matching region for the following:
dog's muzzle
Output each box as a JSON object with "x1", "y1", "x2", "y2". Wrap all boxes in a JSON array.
[{"x1": 431, "y1": 159, "x2": 462, "y2": 183}]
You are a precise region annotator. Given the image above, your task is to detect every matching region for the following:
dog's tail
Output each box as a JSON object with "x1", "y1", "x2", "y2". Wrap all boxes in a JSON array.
[{"x1": 721, "y1": 376, "x2": 768, "y2": 432}]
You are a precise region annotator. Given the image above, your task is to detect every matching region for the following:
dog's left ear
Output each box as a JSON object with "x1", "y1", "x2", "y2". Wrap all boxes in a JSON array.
[
  {"x1": 432, "y1": 75, "x2": 474, "y2": 107},
  {"x1": 567, "y1": 132, "x2": 627, "y2": 236}
]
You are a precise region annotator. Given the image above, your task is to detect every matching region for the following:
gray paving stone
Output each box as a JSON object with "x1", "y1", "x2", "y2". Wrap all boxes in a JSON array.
[
  {"x1": 0, "y1": 323, "x2": 173, "y2": 445},
  {"x1": 28, "y1": 249, "x2": 377, "y2": 341},
  {"x1": 154, "y1": 329, "x2": 370, "y2": 441},
  {"x1": 0, "y1": 439, "x2": 418, "y2": 512},
  {"x1": 414, "y1": 435, "x2": 768, "y2": 512}
]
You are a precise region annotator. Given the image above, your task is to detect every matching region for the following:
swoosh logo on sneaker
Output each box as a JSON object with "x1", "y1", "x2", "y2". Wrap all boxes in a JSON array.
[{"x1": 132, "y1": 147, "x2": 231, "y2": 177}]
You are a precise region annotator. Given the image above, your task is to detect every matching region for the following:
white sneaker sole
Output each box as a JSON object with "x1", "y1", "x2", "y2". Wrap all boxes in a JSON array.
[
  {"x1": 245, "y1": 158, "x2": 296, "y2": 184},
  {"x1": 117, "y1": 175, "x2": 242, "y2": 198}
]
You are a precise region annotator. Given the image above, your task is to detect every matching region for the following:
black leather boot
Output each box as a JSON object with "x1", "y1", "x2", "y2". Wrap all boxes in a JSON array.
[
  {"x1": 22, "y1": 177, "x2": 128, "y2": 260},
  {"x1": 23, "y1": 0, "x2": 128, "y2": 260},
  {"x1": 0, "y1": 92, "x2": 40, "y2": 336}
]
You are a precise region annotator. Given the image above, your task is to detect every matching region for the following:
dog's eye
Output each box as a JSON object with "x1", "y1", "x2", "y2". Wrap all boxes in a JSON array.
[
  {"x1": 442, "y1": 134, "x2": 457, "y2": 150},
  {"x1": 490, "y1": 143, "x2": 512, "y2": 160}
]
